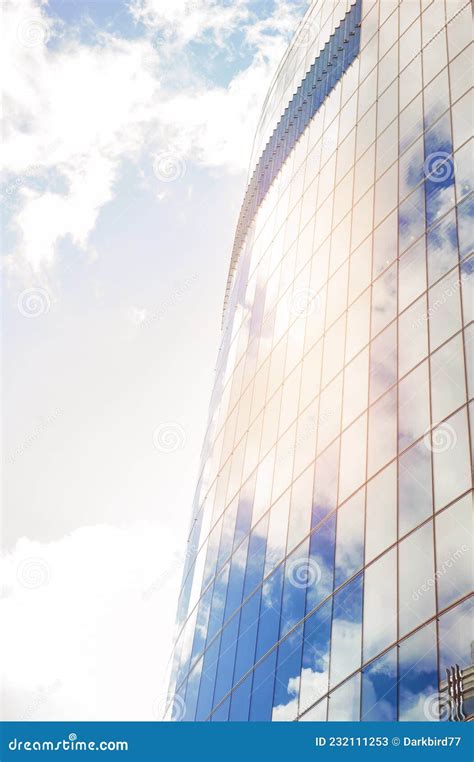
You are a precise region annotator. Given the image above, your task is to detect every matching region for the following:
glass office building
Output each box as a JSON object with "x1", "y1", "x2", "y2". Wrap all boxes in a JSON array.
[{"x1": 167, "y1": 0, "x2": 473, "y2": 721}]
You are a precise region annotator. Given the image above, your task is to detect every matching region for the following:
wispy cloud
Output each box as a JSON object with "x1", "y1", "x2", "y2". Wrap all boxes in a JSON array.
[{"x1": 2, "y1": 0, "x2": 308, "y2": 276}]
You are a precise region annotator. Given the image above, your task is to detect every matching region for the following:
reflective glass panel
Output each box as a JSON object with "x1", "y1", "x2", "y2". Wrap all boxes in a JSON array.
[
  {"x1": 361, "y1": 648, "x2": 397, "y2": 721},
  {"x1": 330, "y1": 574, "x2": 363, "y2": 687},
  {"x1": 399, "y1": 622, "x2": 438, "y2": 721}
]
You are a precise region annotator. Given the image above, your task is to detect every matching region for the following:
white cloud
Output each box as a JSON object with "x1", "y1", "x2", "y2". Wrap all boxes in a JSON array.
[
  {"x1": 2, "y1": 0, "x2": 306, "y2": 274},
  {"x1": 0, "y1": 522, "x2": 184, "y2": 720},
  {"x1": 130, "y1": 0, "x2": 249, "y2": 47}
]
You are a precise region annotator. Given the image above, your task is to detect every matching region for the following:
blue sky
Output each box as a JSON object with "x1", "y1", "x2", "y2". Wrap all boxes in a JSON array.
[{"x1": 2, "y1": 0, "x2": 309, "y2": 721}]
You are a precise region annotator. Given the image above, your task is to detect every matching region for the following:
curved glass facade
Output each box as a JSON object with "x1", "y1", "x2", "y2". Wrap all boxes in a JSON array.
[{"x1": 167, "y1": 0, "x2": 473, "y2": 722}]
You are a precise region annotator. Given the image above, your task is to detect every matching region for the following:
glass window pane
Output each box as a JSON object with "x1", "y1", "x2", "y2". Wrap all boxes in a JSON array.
[
  {"x1": 234, "y1": 474, "x2": 256, "y2": 549},
  {"x1": 328, "y1": 673, "x2": 361, "y2": 721},
  {"x1": 191, "y1": 586, "x2": 214, "y2": 664},
  {"x1": 399, "y1": 622, "x2": 438, "y2": 721},
  {"x1": 299, "y1": 698, "x2": 327, "y2": 721},
  {"x1": 457, "y1": 195, "x2": 474, "y2": 259},
  {"x1": 366, "y1": 462, "x2": 397, "y2": 562},
  {"x1": 249, "y1": 650, "x2": 277, "y2": 721},
  {"x1": 363, "y1": 548, "x2": 397, "y2": 661},
  {"x1": 287, "y1": 466, "x2": 313, "y2": 553},
  {"x1": 398, "y1": 295, "x2": 429, "y2": 377},
  {"x1": 430, "y1": 333, "x2": 466, "y2": 426},
  {"x1": 183, "y1": 659, "x2": 203, "y2": 720},
  {"x1": 224, "y1": 537, "x2": 248, "y2": 622},
  {"x1": 280, "y1": 539, "x2": 310, "y2": 638},
  {"x1": 399, "y1": 91, "x2": 423, "y2": 154},
  {"x1": 373, "y1": 186, "x2": 397, "y2": 262},
  {"x1": 293, "y1": 399, "x2": 319, "y2": 478},
  {"x1": 368, "y1": 388, "x2": 397, "y2": 477},
  {"x1": 316, "y1": 374, "x2": 342, "y2": 453},
  {"x1": 399, "y1": 137, "x2": 424, "y2": 203},
  {"x1": 461, "y1": 257, "x2": 473, "y2": 324},
  {"x1": 345, "y1": 289, "x2": 371, "y2": 362},
  {"x1": 439, "y1": 598, "x2": 473, "y2": 679},
  {"x1": 349, "y1": 238, "x2": 372, "y2": 303},
  {"x1": 229, "y1": 673, "x2": 252, "y2": 721},
  {"x1": 400, "y1": 57, "x2": 422, "y2": 114},
  {"x1": 243, "y1": 515, "x2": 268, "y2": 599},
  {"x1": 330, "y1": 574, "x2": 363, "y2": 686},
  {"x1": 452, "y1": 90, "x2": 471, "y2": 151},
  {"x1": 300, "y1": 600, "x2": 332, "y2": 714},
  {"x1": 399, "y1": 238, "x2": 427, "y2": 312},
  {"x1": 361, "y1": 647, "x2": 397, "y2": 721},
  {"x1": 428, "y1": 269, "x2": 462, "y2": 352},
  {"x1": 313, "y1": 439, "x2": 339, "y2": 527},
  {"x1": 233, "y1": 588, "x2": 261, "y2": 684},
  {"x1": 427, "y1": 210, "x2": 459, "y2": 286},
  {"x1": 211, "y1": 696, "x2": 230, "y2": 721},
  {"x1": 398, "y1": 439, "x2": 433, "y2": 537},
  {"x1": 464, "y1": 325, "x2": 473, "y2": 401},
  {"x1": 431, "y1": 408, "x2": 471, "y2": 510},
  {"x1": 306, "y1": 514, "x2": 336, "y2": 613},
  {"x1": 369, "y1": 321, "x2": 397, "y2": 403},
  {"x1": 339, "y1": 413, "x2": 368, "y2": 502},
  {"x1": 207, "y1": 563, "x2": 231, "y2": 644},
  {"x1": 196, "y1": 636, "x2": 221, "y2": 720},
  {"x1": 435, "y1": 494, "x2": 472, "y2": 610},
  {"x1": 272, "y1": 626, "x2": 303, "y2": 721},
  {"x1": 399, "y1": 185, "x2": 425, "y2": 253},
  {"x1": 264, "y1": 491, "x2": 289, "y2": 576},
  {"x1": 399, "y1": 521, "x2": 436, "y2": 637},
  {"x1": 334, "y1": 488, "x2": 365, "y2": 588},
  {"x1": 254, "y1": 448, "x2": 276, "y2": 522},
  {"x1": 424, "y1": 116, "x2": 455, "y2": 228},
  {"x1": 371, "y1": 263, "x2": 397, "y2": 336},
  {"x1": 376, "y1": 118, "x2": 398, "y2": 179},
  {"x1": 213, "y1": 615, "x2": 240, "y2": 708},
  {"x1": 398, "y1": 360, "x2": 431, "y2": 451},
  {"x1": 202, "y1": 520, "x2": 223, "y2": 590},
  {"x1": 256, "y1": 565, "x2": 283, "y2": 661},
  {"x1": 454, "y1": 140, "x2": 473, "y2": 203},
  {"x1": 342, "y1": 348, "x2": 369, "y2": 427}
]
